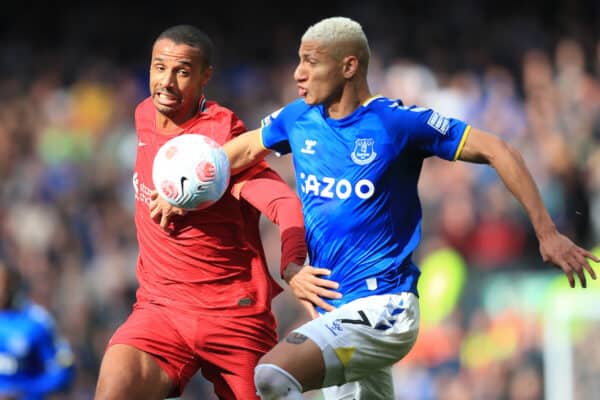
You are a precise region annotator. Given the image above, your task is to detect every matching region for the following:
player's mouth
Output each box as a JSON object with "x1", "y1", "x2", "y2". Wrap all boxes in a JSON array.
[
  {"x1": 155, "y1": 90, "x2": 181, "y2": 107},
  {"x1": 297, "y1": 86, "x2": 307, "y2": 97}
]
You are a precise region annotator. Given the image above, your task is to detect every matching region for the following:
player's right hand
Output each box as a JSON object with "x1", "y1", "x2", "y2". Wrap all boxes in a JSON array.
[
  {"x1": 538, "y1": 228, "x2": 598, "y2": 288},
  {"x1": 283, "y1": 263, "x2": 341, "y2": 312},
  {"x1": 149, "y1": 190, "x2": 187, "y2": 231}
]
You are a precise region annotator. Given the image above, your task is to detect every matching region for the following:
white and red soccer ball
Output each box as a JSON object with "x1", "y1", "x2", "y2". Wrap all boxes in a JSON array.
[{"x1": 152, "y1": 134, "x2": 230, "y2": 210}]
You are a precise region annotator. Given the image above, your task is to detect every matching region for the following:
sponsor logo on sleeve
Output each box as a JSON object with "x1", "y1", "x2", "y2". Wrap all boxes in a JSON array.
[
  {"x1": 427, "y1": 111, "x2": 450, "y2": 135},
  {"x1": 261, "y1": 107, "x2": 283, "y2": 127}
]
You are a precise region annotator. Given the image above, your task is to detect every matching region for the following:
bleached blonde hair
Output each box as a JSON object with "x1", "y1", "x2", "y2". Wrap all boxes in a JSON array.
[{"x1": 302, "y1": 17, "x2": 370, "y2": 69}]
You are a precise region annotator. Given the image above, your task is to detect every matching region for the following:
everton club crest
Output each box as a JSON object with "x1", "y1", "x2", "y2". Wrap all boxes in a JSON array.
[{"x1": 351, "y1": 138, "x2": 376, "y2": 165}]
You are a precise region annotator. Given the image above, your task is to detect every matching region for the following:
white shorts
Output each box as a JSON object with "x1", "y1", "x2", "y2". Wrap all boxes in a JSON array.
[{"x1": 294, "y1": 292, "x2": 419, "y2": 387}]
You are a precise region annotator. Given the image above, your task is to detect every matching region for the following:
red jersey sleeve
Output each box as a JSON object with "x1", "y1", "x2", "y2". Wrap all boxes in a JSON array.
[
  {"x1": 230, "y1": 161, "x2": 269, "y2": 199},
  {"x1": 227, "y1": 111, "x2": 272, "y2": 198},
  {"x1": 238, "y1": 169, "x2": 307, "y2": 277},
  {"x1": 230, "y1": 113, "x2": 247, "y2": 138}
]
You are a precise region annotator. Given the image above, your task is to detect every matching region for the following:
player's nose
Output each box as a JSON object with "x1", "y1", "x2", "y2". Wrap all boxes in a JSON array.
[
  {"x1": 293, "y1": 64, "x2": 306, "y2": 82},
  {"x1": 159, "y1": 70, "x2": 177, "y2": 88}
]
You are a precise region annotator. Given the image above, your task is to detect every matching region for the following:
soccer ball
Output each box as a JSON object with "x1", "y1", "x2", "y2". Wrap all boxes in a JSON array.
[{"x1": 152, "y1": 134, "x2": 230, "y2": 210}]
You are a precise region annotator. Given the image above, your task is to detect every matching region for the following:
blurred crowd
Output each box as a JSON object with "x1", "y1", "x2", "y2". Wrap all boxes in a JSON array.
[{"x1": 1, "y1": 3, "x2": 600, "y2": 399}]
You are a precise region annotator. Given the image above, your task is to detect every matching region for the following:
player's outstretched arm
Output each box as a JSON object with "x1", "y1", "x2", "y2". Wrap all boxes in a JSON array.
[
  {"x1": 458, "y1": 128, "x2": 599, "y2": 288},
  {"x1": 223, "y1": 129, "x2": 271, "y2": 175}
]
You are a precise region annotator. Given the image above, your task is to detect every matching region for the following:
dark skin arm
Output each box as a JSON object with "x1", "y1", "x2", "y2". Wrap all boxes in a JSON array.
[
  {"x1": 223, "y1": 129, "x2": 270, "y2": 174},
  {"x1": 458, "y1": 127, "x2": 599, "y2": 287}
]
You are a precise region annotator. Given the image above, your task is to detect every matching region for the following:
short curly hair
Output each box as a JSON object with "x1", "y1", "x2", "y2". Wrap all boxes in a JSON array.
[{"x1": 155, "y1": 25, "x2": 213, "y2": 67}]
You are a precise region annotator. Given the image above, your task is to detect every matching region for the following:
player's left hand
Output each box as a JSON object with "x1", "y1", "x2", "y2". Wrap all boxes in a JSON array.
[
  {"x1": 283, "y1": 263, "x2": 341, "y2": 312},
  {"x1": 538, "y1": 229, "x2": 599, "y2": 288},
  {"x1": 149, "y1": 190, "x2": 187, "y2": 231}
]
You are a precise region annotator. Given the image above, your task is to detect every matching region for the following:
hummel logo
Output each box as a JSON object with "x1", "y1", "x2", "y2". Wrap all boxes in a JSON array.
[{"x1": 301, "y1": 139, "x2": 317, "y2": 155}]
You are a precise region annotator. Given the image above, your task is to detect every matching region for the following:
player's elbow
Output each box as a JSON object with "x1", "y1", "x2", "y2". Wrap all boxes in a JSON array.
[{"x1": 486, "y1": 136, "x2": 522, "y2": 167}]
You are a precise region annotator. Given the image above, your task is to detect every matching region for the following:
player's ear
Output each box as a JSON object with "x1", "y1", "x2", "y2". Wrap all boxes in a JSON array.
[
  {"x1": 342, "y1": 55, "x2": 359, "y2": 79},
  {"x1": 201, "y1": 65, "x2": 214, "y2": 84}
]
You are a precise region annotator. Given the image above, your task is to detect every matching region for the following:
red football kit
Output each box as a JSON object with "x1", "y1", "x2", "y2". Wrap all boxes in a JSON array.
[{"x1": 109, "y1": 97, "x2": 306, "y2": 399}]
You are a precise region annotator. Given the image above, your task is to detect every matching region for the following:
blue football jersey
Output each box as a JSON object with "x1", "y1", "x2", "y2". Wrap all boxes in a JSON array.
[
  {"x1": 261, "y1": 96, "x2": 470, "y2": 309},
  {"x1": 0, "y1": 301, "x2": 75, "y2": 399}
]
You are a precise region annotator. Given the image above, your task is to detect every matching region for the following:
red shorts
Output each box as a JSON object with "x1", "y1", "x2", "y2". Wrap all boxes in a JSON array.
[{"x1": 109, "y1": 301, "x2": 278, "y2": 399}]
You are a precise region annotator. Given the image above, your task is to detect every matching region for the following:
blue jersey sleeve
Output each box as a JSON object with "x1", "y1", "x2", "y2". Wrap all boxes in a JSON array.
[
  {"x1": 395, "y1": 105, "x2": 470, "y2": 160},
  {"x1": 260, "y1": 99, "x2": 311, "y2": 155}
]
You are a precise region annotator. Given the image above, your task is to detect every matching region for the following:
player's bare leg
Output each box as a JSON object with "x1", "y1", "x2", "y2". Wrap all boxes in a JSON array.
[
  {"x1": 95, "y1": 344, "x2": 174, "y2": 400},
  {"x1": 256, "y1": 332, "x2": 325, "y2": 393}
]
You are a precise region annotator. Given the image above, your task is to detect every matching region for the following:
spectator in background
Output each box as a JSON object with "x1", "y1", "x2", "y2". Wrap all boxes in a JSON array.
[{"x1": 0, "y1": 257, "x2": 75, "y2": 400}]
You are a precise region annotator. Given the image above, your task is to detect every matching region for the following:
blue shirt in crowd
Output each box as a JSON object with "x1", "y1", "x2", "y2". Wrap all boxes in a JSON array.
[{"x1": 0, "y1": 300, "x2": 74, "y2": 400}]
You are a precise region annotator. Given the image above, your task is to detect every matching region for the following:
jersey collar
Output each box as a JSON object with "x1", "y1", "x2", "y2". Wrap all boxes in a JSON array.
[{"x1": 362, "y1": 94, "x2": 383, "y2": 106}]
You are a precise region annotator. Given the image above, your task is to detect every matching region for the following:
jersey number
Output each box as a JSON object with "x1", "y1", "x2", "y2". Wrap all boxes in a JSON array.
[{"x1": 339, "y1": 310, "x2": 371, "y2": 326}]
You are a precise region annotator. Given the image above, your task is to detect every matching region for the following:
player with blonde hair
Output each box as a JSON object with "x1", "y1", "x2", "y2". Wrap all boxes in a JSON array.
[{"x1": 223, "y1": 16, "x2": 599, "y2": 399}]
